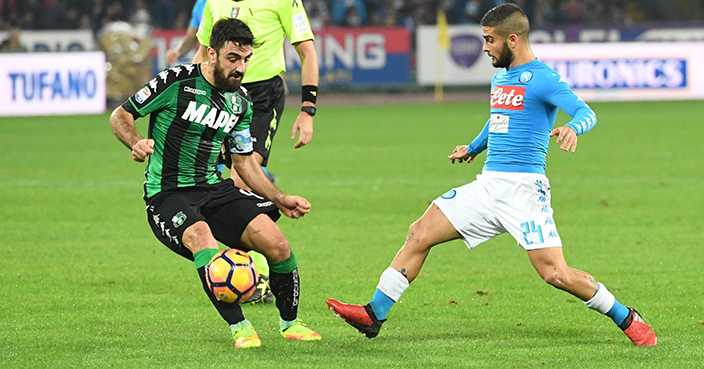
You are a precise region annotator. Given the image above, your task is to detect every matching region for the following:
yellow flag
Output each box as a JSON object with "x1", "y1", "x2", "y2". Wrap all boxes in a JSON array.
[
  {"x1": 437, "y1": 11, "x2": 450, "y2": 50},
  {"x1": 436, "y1": 11, "x2": 450, "y2": 103}
]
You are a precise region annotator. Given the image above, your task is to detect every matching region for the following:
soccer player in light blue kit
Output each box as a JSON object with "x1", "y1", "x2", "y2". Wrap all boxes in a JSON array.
[{"x1": 327, "y1": 3, "x2": 657, "y2": 346}]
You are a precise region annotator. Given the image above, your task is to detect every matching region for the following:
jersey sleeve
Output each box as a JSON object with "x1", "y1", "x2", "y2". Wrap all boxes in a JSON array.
[
  {"x1": 196, "y1": 0, "x2": 214, "y2": 47},
  {"x1": 542, "y1": 72, "x2": 597, "y2": 135},
  {"x1": 280, "y1": 0, "x2": 315, "y2": 44},
  {"x1": 468, "y1": 118, "x2": 491, "y2": 156},
  {"x1": 122, "y1": 71, "x2": 178, "y2": 119},
  {"x1": 190, "y1": 0, "x2": 206, "y2": 29}
]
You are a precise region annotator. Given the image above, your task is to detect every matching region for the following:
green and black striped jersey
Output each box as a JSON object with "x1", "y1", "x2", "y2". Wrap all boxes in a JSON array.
[{"x1": 122, "y1": 63, "x2": 254, "y2": 199}]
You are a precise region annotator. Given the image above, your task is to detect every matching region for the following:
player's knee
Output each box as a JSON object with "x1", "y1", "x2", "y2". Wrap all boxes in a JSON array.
[
  {"x1": 406, "y1": 220, "x2": 433, "y2": 251},
  {"x1": 261, "y1": 234, "x2": 290, "y2": 262},
  {"x1": 182, "y1": 221, "x2": 217, "y2": 253}
]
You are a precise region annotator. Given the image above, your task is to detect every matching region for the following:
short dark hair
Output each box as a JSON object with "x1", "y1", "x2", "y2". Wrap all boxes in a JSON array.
[
  {"x1": 209, "y1": 18, "x2": 260, "y2": 52},
  {"x1": 480, "y1": 3, "x2": 530, "y2": 39}
]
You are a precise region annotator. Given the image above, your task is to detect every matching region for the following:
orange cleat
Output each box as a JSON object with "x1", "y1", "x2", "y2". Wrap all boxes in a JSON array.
[
  {"x1": 620, "y1": 307, "x2": 657, "y2": 346},
  {"x1": 326, "y1": 298, "x2": 385, "y2": 338}
]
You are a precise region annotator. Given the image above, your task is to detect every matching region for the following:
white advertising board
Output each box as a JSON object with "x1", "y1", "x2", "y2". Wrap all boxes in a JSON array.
[
  {"x1": 0, "y1": 30, "x2": 95, "y2": 52},
  {"x1": 417, "y1": 25, "x2": 495, "y2": 86},
  {"x1": 0, "y1": 52, "x2": 106, "y2": 116},
  {"x1": 417, "y1": 25, "x2": 704, "y2": 101},
  {"x1": 532, "y1": 42, "x2": 704, "y2": 101}
]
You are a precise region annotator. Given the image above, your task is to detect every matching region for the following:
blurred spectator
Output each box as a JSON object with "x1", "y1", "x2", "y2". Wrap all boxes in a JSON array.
[
  {"x1": 305, "y1": 0, "x2": 332, "y2": 30},
  {"x1": 130, "y1": 0, "x2": 151, "y2": 25},
  {"x1": 458, "y1": 0, "x2": 484, "y2": 24},
  {"x1": 343, "y1": 6, "x2": 364, "y2": 27},
  {"x1": 0, "y1": 27, "x2": 27, "y2": 52},
  {"x1": 0, "y1": 0, "x2": 690, "y2": 31},
  {"x1": 150, "y1": 0, "x2": 174, "y2": 29},
  {"x1": 333, "y1": 0, "x2": 368, "y2": 26}
]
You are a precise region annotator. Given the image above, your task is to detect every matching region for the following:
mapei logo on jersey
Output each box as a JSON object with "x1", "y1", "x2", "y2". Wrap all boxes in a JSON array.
[
  {"x1": 134, "y1": 86, "x2": 151, "y2": 104},
  {"x1": 490, "y1": 85, "x2": 525, "y2": 111},
  {"x1": 181, "y1": 101, "x2": 240, "y2": 132}
]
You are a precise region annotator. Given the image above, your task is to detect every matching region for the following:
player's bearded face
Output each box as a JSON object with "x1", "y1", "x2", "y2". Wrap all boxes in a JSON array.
[
  {"x1": 492, "y1": 40, "x2": 513, "y2": 68},
  {"x1": 213, "y1": 57, "x2": 244, "y2": 93}
]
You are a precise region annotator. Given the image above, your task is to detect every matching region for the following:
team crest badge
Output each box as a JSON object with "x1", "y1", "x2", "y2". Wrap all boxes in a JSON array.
[
  {"x1": 441, "y1": 189, "x2": 457, "y2": 199},
  {"x1": 172, "y1": 211, "x2": 187, "y2": 228},
  {"x1": 519, "y1": 71, "x2": 533, "y2": 83},
  {"x1": 231, "y1": 7, "x2": 240, "y2": 18},
  {"x1": 231, "y1": 95, "x2": 243, "y2": 114}
]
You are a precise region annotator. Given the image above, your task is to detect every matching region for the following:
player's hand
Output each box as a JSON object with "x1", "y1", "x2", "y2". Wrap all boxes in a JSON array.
[
  {"x1": 291, "y1": 112, "x2": 313, "y2": 149},
  {"x1": 550, "y1": 126, "x2": 578, "y2": 152},
  {"x1": 448, "y1": 145, "x2": 476, "y2": 164},
  {"x1": 166, "y1": 49, "x2": 179, "y2": 65},
  {"x1": 132, "y1": 139, "x2": 154, "y2": 162},
  {"x1": 276, "y1": 195, "x2": 311, "y2": 219}
]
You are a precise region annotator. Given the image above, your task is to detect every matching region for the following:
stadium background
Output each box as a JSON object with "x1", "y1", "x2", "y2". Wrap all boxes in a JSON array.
[
  {"x1": 1, "y1": 1, "x2": 704, "y2": 368},
  {"x1": 3, "y1": 0, "x2": 704, "y2": 108}
]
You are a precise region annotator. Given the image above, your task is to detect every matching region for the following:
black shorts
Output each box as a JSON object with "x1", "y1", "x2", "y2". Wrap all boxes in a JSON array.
[
  {"x1": 219, "y1": 76, "x2": 286, "y2": 168},
  {"x1": 145, "y1": 179, "x2": 280, "y2": 261}
]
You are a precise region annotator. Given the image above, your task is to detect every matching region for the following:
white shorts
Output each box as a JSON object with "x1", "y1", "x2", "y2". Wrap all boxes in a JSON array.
[{"x1": 433, "y1": 171, "x2": 562, "y2": 251}]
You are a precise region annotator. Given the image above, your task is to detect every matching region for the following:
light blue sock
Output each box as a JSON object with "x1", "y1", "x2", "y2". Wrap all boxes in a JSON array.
[
  {"x1": 280, "y1": 317, "x2": 297, "y2": 331},
  {"x1": 369, "y1": 289, "x2": 394, "y2": 320},
  {"x1": 230, "y1": 319, "x2": 252, "y2": 334},
  {"x1": 606, "y1": 300, "x2": 630, "y2": 327},
  {"x1": 261, "y1": 166, "x2": 270, "y2": 177}
]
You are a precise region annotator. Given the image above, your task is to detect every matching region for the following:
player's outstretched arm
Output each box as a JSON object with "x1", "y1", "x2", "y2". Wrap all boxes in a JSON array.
[
  {"x1": 110, "y1": 106, "x2": 153, "y2": 162},
  {"x1": 232, "y1": 153, "x2": 311, "y2": 219},
  {"x1": 448, "y1": 145, "x2": 476, "y2": 164},
  {"x1": 167, "y1": 26, "x2": 198, "y2": 65}
]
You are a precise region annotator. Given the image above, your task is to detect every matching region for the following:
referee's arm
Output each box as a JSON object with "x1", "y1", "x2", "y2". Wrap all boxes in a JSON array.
[
  {"x1": 291, "y1": 39, "x2": 319, "y2": 148},
  {"x1": 294, "y1": 40, "x2": 318, "y2": 102}
]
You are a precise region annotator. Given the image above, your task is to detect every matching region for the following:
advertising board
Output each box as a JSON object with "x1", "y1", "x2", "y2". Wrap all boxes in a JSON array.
[
  {"x1": 284, "y1": 27, "x2": 410, "y2": 87},
  {"x1": 533, "y1": 42, "x2": 704, "y2": 101},
  {"x1": 0, "y1": 30, "x2": 95, "y2": 52},
  {"x1": 417, "y1": 24, "x2": 704, "y2": 101},
  {"x1": 1, "y1": 52, "x2": 106, "y2": 116}
]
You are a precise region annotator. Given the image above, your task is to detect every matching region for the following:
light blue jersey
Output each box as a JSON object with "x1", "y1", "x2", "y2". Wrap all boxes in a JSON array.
[
  {"x1": 468, "y1": 59, "x2": 597, "y2": 174},
  {"x1": 190, "y1": 0, "x2": 207, "y2": 29}
]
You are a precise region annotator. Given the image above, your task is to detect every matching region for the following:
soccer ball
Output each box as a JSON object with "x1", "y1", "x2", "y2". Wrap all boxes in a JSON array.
[{"x1": 206, "y1": 249, "x2": 259, "y2": 303}]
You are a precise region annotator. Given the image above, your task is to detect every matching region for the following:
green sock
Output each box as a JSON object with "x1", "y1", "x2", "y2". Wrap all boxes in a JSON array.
[
  {"x1": 269, "y1": 252, "x2": 297, "y2": 274},
  {"x1": 248, "y1": 251, "x2": 269, "y2": 276},
  {"x1": 194, "y1": 248, "x2": 220, "y2": 269}
]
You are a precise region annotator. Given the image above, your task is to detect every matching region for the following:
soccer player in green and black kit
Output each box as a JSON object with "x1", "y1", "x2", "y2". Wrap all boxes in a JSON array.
[
  {"x1": 110, "y1": 18, "x2": 321, "y2": 349},
  {"x1": 194, "y1": 0, "x2": 320, "y2": 304}
]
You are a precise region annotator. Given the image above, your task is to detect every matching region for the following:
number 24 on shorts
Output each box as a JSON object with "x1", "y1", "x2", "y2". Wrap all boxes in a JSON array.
[{"x1": 520, "y1": 221, "x2": 544, "y2": 245}]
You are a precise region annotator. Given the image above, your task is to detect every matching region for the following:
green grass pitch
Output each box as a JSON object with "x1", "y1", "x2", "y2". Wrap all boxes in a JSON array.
[{"x1": 1, "y1": 100, "x2": 703, "y2": 368}]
